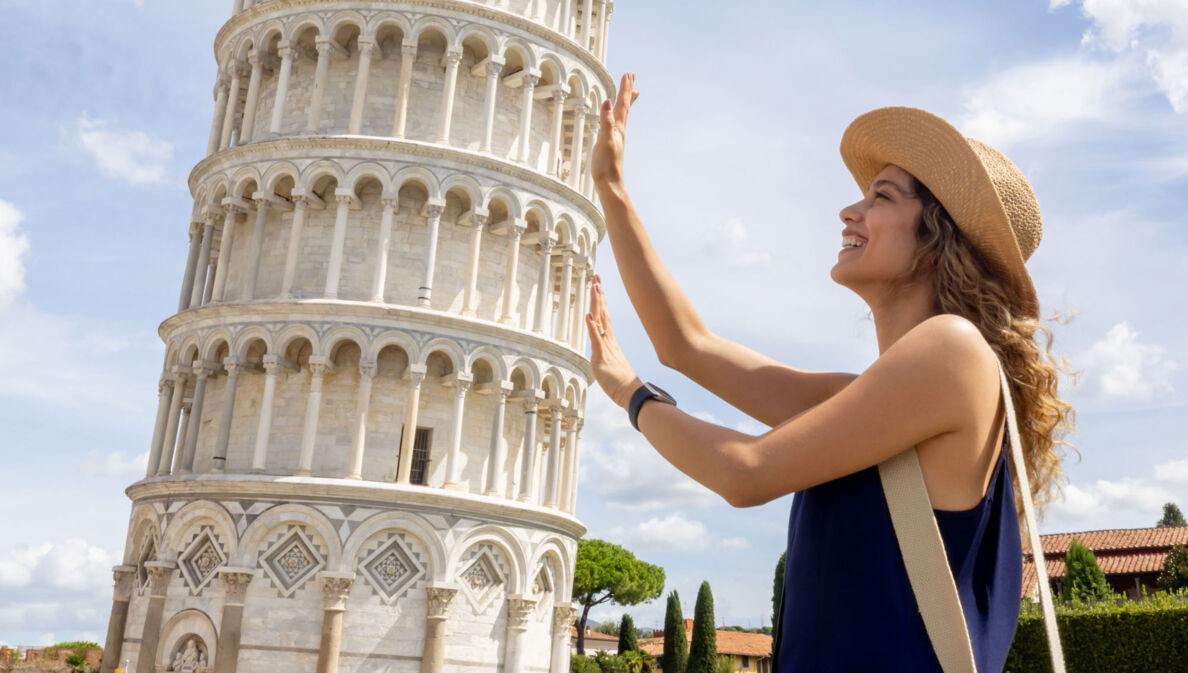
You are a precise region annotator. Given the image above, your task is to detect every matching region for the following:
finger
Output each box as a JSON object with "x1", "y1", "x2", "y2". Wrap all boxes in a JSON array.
[
  {"x1": 614, "y1": 72, "x2": 634, "y2": 127},
  {"x1": 586, "y1": 313, "x2": 604, "y2": 359},
  {"x1": 595, "y1": 281, "x2": 615, "y2": 339},
  {"x1": 600, "y1": 98, "x2": 614, "y2": 130}
]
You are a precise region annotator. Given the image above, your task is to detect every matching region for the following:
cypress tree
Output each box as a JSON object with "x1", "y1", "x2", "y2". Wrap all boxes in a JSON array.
[
  {"x1": 771, "y1": 551, "x2": 785, "y2": 628},
  {"x1": 661, "y1": 590, "x2": 687, "y2": 673},
  {"x1": 617, "y1": 613, "x2": 638, "y2": 654},
  {"x1": 1060, "y1": 540, "x2": 1114, "y2": 602},
  {"x1": 1158, "y1": 544, "x2": 1188, "y2": 592},
  {"x1": 686, "y1": 582, "x2": 717, "y2": 673}
]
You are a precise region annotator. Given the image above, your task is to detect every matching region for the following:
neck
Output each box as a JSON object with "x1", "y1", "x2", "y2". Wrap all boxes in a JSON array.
[{"x1": 866, "y1": 279, "x2": 940, "y2": 354}]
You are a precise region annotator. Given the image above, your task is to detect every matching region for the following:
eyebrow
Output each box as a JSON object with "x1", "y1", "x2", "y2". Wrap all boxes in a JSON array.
[{"x1": 872, "y1": 179, "x2": 919, "y2": 199}]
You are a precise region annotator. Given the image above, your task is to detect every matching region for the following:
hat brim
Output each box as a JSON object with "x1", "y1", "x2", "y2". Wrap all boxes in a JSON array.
[{"x1": 839, "y1": 107, "x2": 1038, "y2": 319}]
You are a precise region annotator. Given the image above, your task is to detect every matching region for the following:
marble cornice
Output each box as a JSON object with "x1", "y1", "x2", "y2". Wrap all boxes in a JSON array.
[
  {"x1": 159, "y1": 299, "x2": 595, "y2": 382},
  {"x1": 188, "y1": 136, "x2": 606, "y2": 239},
  {"x1": 214, "y1": 0, "x2": 613, "y2": 90},
  {"x1": 126, "y1": 474, "x2": 587, "y2": 539}
]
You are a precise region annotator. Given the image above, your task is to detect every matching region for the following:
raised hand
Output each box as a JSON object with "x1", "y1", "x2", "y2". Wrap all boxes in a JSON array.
[
  {"x1": 585, "y1": 275, "x2": 643, "y2": 409},
  {"x1": 591, "y1": 72, "x2": 641, "y2": 189}
]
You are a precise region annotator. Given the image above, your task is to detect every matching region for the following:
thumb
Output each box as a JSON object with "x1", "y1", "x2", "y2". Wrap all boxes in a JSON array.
[{"x1": 586, "y1": 313, "x2": 603, "y2": 360}]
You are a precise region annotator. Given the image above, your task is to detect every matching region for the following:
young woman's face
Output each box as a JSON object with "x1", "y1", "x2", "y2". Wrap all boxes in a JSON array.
[{"x1": 831, "y1": 164, "x2": 926, "y2": 295}]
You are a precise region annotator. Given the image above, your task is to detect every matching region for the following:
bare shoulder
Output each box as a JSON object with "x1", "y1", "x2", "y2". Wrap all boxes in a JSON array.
[{"x1": 878, "y1": 314, "x2": 999, "y2": 398}]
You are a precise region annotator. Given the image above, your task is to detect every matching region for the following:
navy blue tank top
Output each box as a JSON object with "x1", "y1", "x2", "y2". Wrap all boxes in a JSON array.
[{"x1": 775, "y1": 429, "x2": 1021, "y2": 672}]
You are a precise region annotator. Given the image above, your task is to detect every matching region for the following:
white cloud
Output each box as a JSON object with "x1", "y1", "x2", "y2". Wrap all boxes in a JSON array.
[
  {"x1": 80, "y1": 451, "x2": 151, "y2": 478},
  {"x1": 0, "y1": 540, "x2": 117, "y2": 594},
  {"x1": 1078, "y1": 322, "x2": 1177, "y2": 399},
  {"x1": 580, "y1": 391, "x2": 721, "y2": 511},
  {"x1": 1056, "y1": 0, "x2": 1188, "y2": 112},
  {"x1": 0, "y1": 201, "x2": 29, "y2": 309},
  {"x1": 75, "y1": 113, "x2": 173, "y2": 186},
  {"x1": 960, "y1": 55, "x2": 1132, "y2": 146},
  {"x1": 702, "y1": 219, "x2": 771, "y2": 269},
  {"x1": 1052, "y1": 477, "x2": 1176, "y2": 521},
  {"x1": 1153, "y1": 458, "x2": 1188, "y2": 486},
  {"x1": 606, "y1": 513, "x2": 751, "y2": 553}
]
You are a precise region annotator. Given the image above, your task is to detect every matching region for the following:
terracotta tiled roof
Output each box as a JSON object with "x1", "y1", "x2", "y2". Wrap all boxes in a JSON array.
[
  {"x1": 1020, "y1": 525, "x2": 1188, "y2": 597},
  {"x1": 638, "y1": 622, "x2": 772, "y2": 658},
  {"x1": 570, "y1": 627, "x2": 619, "y2": 642}
]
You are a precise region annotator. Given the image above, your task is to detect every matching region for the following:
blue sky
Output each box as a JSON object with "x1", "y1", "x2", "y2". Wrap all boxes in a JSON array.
[{"x1": 1, "y1": 0, "x2": 1187, "y2": 645}]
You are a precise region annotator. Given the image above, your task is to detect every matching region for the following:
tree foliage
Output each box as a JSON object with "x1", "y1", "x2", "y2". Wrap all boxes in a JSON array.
[
  {"x1": 1158, "y1": 544, "x2": 1188, "y2": 592},
  {"x1": 686, "y1": 582, "x2": 718, "y2": 673},
  {"x1": 1060, "y1": 540, "x2": 1114, "y2": 602},
  {"x1": 661, "y1": 590, "x2": 688, "y2": 673},
  {"x1": 618, "y1": 613, "x2": 639, "y2": 654},
  {"x1": 572, "y1": 539, "x2": 665, "y2": 654},
  {"x1": 1158, "y1": 502, "x2": 1187, "y2": 528}
]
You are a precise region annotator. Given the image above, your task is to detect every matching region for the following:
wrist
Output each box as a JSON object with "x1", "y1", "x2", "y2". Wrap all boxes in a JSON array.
[
  {"x1": 595, "y1": 178, "x2": 629, "y2": 202},
  {"x1": 617, "y1": 376, "x2": 644, "y2": 409}
]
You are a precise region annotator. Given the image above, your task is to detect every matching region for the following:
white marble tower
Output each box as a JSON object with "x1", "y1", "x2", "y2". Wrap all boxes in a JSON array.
[{"x1": 100, "y1": 1, "x2": 614, "y2": 672}]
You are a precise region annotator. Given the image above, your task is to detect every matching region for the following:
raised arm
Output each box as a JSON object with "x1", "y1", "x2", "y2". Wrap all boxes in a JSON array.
[{"x1": 592, "y1": 74, "x2": 854, "y2": 426}]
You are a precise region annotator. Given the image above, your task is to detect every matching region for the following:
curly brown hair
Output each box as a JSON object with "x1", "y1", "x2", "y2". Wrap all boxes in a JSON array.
[{"x1": 900, "y1": 177, "x2": 1078, "y2": 548}]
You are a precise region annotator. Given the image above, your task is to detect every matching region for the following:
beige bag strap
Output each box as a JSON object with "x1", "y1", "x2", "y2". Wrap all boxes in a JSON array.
[{"x1": 877, "y1": 358, "x2": 1066, "y2": 673}]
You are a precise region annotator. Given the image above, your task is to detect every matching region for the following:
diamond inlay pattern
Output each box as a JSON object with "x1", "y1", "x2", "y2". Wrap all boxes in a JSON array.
[
  {"x1": 361, "y1": 536, "x2": 424, "y2": 603},
  {"x1": 458, "y1": 546, "x2": 506, "y2": 612},
  {"x1": 179, "y1": 529, "x2": 225, "y2": 594},
  {"x1": 260, "y1": 527, "x2": 325, "y2": 597}
]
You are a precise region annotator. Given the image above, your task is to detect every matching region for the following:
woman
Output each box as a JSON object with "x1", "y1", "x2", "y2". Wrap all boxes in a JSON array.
[{"x1": 583, "y1": 74, "x2": 1074, "y2": 672}]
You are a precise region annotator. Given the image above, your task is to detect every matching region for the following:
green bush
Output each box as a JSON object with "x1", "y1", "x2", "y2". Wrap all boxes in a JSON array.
[
  {"x1": 1158, "y1": 544, "x2": 1188, "y2": 592},
  {"x1": 1004, "y1": 589, "x2": 1188, "y2": 673},
  {"x1": 715, "y1": 655, "x2": 735, "y2": 673},
  {"x1": 594, "y1": 651, "x2": 630, "y2": 673},
  {"x1": 571, "y1": 654, "x2": 602, "y2": 673}
]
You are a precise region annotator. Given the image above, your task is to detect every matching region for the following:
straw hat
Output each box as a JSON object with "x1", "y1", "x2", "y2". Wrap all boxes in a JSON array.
[{"x1": 839, "y1": 106, "x2": 1041, "y2": 318}]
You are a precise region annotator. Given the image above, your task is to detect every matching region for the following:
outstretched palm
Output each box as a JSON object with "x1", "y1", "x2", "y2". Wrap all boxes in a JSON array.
[
  {"x1": 591, "y1": 72, "x2": 640, "y2": 188},
  {"x1": 585, "y1": 275, "x2": 641, "y2": 409}
]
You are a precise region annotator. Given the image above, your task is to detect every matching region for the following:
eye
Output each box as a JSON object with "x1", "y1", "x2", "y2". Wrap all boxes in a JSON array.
[{"x1": 874, "y1": 191, "x2": 890, "y2": 201}]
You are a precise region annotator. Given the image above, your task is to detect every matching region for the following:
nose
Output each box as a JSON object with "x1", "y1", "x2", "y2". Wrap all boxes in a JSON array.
[{"x1": 839, "y1": 199, "x2": 863, "y2": 225}]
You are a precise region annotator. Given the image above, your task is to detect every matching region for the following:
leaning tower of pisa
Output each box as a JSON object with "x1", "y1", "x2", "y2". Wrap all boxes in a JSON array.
[{"x1": 99, "y1": 2, "x2": 614, "y2": 672}]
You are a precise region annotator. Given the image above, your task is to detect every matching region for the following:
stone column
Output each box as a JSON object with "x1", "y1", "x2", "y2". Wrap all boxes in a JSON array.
[
  {"x1": 395, "y1": 365, "x2": 428, "y2": 484},
  {"x1": 392, "y1": 43, "x2": 417, "y2": 138},
  {"x1": 420, "y1": 586, "x2": 457, "y2": 673},
  {"x1": 99, "y1": 566, "x2": 136, "y2": 673},
  {"x1": 547, "y1": 89, "x2": 569, "y2": 177},
  {"x1": 146, "y1": 378, "x2": 174, "y2": 478},
  {"x1": 577, "y1": 267, "x2": 593, "y2": 352},
  {"x1": 569, "y1": 260, "x2": 588, "y2": 347},
  {"x1": 219, "y1": 62, "x2": 244, "y2": 150},
  {"x1": 213, "y1": 568, "x2": 254, "y2": 673},
  {"x1": 280, "y1": 195, "x2": 309, "y2": 297},
  {"x1": 189, "y1": 215, "x2": 218, "y2": 309},
  {"x1": 504, "y1": 596, "x2": 537, "y2": 673},
  {"x1": 461, "y1": 212, "x2": 487, "y2": 316},
  {"x1": 418, "y1": 202, "x2": 445, "y2": 307},
  {"x1": 325, "y1": 192, "x2": 355, "y2": 299},
  {"x1": 211, "y1": 358, "x2": 243, "y2": 473},
  {"x1": 250, "y1": 355, "x2": 280, "y2": 473},
  {"x1": 543, "y1": 408, "x2": 563, "y2": 508},
  {"x1": 370, "y1": 198, "x2": 397, "y2": 302},
  {"x1": 346, "y1": 360, "x2": 377, "y2": 479},
  {"x1": 135, "y1": 561, "x2": 175, "y2": 673},
  {"x1": 203, "y1": 255, "x2": 218, "y2": 305},
  {"x1": 436, "y1": 50, "x2": 463, "y2": 144},
  {"x1": 581, "y1": 0, "x2": 594, "y2": 48},
  {"x1": 484, "y1": 384, "x2": 513, "y2": 496},
  {"x1": 172, "y1": 403, "x2": 193, "y2": 474},
  {"x1": 583, "y1": 114, "x2": 600, "y2": 197},
  {"x1": 549, "y1": 604, "x2": 579, "y2": 673},
  {"x1": 157, "y1": 368, "x2": 189, "y2": 476},
  {"x1": 178, "y1": 222, "x2": 203, "y2": 312},
  {"x1": 347, "y1": 40, "x2": 375, "y2": 135},
  {"x1": 560, "y1": 0, "x2": 573, "y2": 39},
  {"x1": 566, "y1": 419, "x2": 583, "y2": 512},
  {"x1": 533, "y1": 237, "x2": 555, "y2": 334},
  {"x1": 296, "y1": 357, "x2": 329, "y2": 477},
  {"x1": 568, "y1": 103, "x2": 588, "y2": 189},
  {"x1": 516, "y1": 74, "x2": 540, "y2": 163},
  {"x1": 211, "y1": 203, "x2": 242, "y2": 302},
  {"x1": 500, "y1": 222, "x2": 526, "y2": 324},
  {"x1": 555, "y1": 252, "x2": 574, "y2": 341},
  {"x1": 517, "y1": 399, "x2": 541, "y2": 502},
  {"x1": 269, "y1": 42, "x2": 294, "y2": 135},
  {"x1": 443, "y1": 376, "x2": 472, "y2": 489},
  {"x1": 599, "y1": 1, "x2": 613, "y2": 61},
  {"x1": 315, "y1": 573, "x2": 355, "y2": 673},
  {"x1": 560, "y1": 417, "x2": 580, "y2": 511},
  {"x1": 479, "y1": 60, "x2": 504, "y2": 153},
  {"x1": 307, "y1": 39, "x2": 334, "y2": 133},
  {"x1": 237, "y1": 49, "x2": 264, "y2": 145},
  {"x1": 207, "y1": 73, "x2": 230, "y2": 156},
  {"x1": 179, "y1": 361, "x2": 215, "y2": 474},
  {"x1": 244, "y1": 198, "x2": 271, "y2": 299}
]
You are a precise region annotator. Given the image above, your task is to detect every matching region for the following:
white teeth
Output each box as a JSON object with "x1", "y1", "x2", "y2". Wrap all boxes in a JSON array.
[{"x1": 842, "y1": 236, "x2": 866, "y2": 249}]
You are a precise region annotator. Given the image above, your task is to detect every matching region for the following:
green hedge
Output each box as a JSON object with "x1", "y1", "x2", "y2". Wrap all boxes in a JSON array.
[{"x1": 1004, "y1": 589, "x2": 1188, "y2": 673}]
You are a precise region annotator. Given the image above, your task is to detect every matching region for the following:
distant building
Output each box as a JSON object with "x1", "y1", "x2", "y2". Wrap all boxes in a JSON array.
[
  {"x1": 640, "y1": 619, "x2": 772, "y2": 673},
  {"x1": 569, "y1": 627, "x2": 620, "y2": 654},
  {"x1": 1022, "y1": 525, "x2": 1188, "y2": 600}
]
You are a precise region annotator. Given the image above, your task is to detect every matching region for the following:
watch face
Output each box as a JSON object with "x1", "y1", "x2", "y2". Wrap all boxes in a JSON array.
[{"x1": 644, "y1": 383, "x2": 676, "y2": 405}]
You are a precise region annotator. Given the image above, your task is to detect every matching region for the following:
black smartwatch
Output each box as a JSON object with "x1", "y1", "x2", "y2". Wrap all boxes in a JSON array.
[{"x1": 628, "y1": 382, "x2": 677, "y2": 431}]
